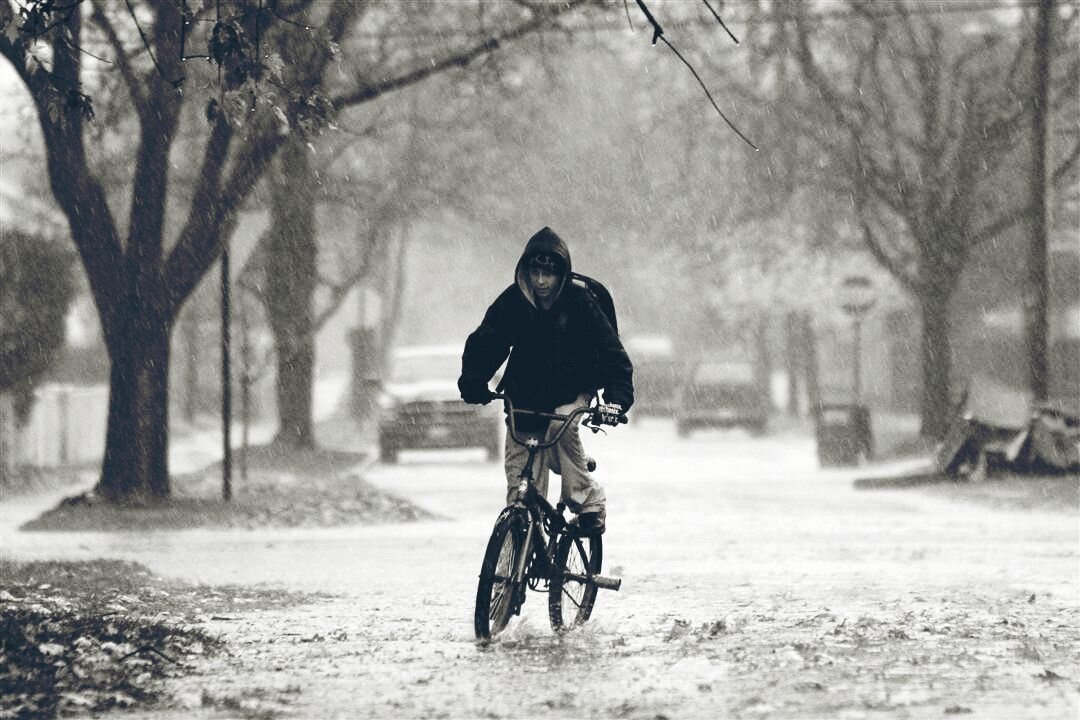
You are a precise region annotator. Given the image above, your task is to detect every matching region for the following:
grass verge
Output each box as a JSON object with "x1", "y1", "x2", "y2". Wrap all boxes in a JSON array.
[{"x1": 20, "y1": 443, "x2": 440, "y2": 532}]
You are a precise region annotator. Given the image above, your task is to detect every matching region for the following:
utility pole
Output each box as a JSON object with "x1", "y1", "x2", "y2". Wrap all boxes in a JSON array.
[
  {"x1": 221, "y1": 235, "x2": 233, "y2": 502},
  {"x1": 1027, "y1": 0, "x2": 1054, "y2": 403}
]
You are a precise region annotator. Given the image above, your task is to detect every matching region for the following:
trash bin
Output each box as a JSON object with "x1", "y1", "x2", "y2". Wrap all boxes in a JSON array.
[{"x1": 816, "y1": 403, "x2": 873, "y2": 467}]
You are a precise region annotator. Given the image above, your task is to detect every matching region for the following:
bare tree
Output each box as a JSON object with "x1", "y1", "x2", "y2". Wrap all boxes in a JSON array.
[
  {"x1": 0, "y1": 0, "x2": 597, "y2": 503},
  {"x1": 733, "y1": 1, "x2": 1080, "y2": 437},
  {"x1": 2, "y1": 1, "x2": 295, "y2": 503},
  {"x1": 247, "y1": 2, "x2": 598, "y2": 448}
]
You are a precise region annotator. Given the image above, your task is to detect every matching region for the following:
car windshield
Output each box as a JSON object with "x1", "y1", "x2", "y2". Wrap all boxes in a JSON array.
[
  {"x1": 390, "y1": 351, "x2": 460, "y2": 384},
  {"x1": 692, "y1": 362, "x2": 754, "y2": 384}
]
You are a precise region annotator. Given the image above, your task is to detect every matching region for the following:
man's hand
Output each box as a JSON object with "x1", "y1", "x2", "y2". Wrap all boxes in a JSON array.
[
  {"x1": 459, "y1": 381, "x2": 493, "y2": 405},
  {"x1": 597, "y1": 402, "x2": 624, "y2": 426}
]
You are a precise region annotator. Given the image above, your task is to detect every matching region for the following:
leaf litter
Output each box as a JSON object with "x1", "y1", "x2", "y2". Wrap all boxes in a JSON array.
[{"x1": 0, "y1": 559, "x2": 321, "y2": 719}]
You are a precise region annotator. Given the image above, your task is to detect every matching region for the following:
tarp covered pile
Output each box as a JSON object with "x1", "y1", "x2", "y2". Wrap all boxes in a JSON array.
[{"x1": 936, "y1": 378, "x2": 1079, "y2": 480}]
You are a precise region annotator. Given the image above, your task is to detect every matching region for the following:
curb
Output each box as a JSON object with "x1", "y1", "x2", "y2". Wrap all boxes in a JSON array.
[{"x1": 854, "y1": 471, "x2": 956, "y2": 490}]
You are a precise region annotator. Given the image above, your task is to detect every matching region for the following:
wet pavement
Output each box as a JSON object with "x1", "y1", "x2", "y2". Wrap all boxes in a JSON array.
[{"x1": 2, "y1": 418, "x2": 1078, "y2": 718}]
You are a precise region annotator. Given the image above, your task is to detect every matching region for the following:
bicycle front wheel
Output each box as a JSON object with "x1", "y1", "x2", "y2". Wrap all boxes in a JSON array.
[
  {"x1": 474, "y1": 510, "x2": 526, "y2": 640},
  {"x1": 548, "y1": 532, "x2": 602, "y2": 632}
]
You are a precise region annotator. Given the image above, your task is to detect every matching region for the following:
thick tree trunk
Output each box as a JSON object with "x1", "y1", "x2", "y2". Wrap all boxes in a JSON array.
[
  {"x1": 918, "y1": 284, "x2": 955, "y2": 440},
  {"x1": 266, "y1": 139, "x2": 317, "y2": 448},
  {"x1": 96, "y1": 317, "x2": 172, "y2": 504}
]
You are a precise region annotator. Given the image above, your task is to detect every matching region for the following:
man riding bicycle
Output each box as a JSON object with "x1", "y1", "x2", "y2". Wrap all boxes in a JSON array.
[{"x1": 458, "y1": 226, "x2": 634, "y2": 536}]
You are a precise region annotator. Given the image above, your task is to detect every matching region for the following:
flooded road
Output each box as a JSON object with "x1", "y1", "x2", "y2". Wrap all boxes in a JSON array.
[{"x1": 3, "y1": 419, "x2": 1078, "y2": 718}]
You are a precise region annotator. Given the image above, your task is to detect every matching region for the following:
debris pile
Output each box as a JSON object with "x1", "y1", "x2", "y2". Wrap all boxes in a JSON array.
[{"x1": 937, "y1": 386, "x2": 1079, "y2": 481}]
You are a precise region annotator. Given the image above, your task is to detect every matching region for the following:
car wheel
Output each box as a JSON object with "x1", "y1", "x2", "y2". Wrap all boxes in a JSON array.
[
  {"x1": 379, "y1": 441, "x2": 398, "y2": 464},
  {"x1": 817, "y1": 448, "x2": 836, "y2": 468}
]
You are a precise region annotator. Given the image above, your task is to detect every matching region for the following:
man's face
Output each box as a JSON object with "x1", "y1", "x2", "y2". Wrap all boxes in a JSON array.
[{"x1": 528, "y1": 266, "x2": 561, "y2": 299}]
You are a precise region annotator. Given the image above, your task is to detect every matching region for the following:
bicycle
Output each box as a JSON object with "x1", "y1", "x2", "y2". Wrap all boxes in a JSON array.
[{"x1": 474, "y1": 393, "x2": 625, "y2": 640}]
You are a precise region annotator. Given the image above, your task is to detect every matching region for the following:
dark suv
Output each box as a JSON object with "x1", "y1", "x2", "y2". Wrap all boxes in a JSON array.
[
  {"x1": 674, "y1": 360, "x2": 769, "y2": 437},
  {"x1": 377, "y1": 345, "x2": 501, "y2": 463}
]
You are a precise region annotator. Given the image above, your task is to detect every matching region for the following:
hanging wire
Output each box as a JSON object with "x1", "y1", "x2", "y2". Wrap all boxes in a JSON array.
[
  {"x1": 660, "y1": 35, "x2": 757, "y2": 150},
  {"x1": 701, "y1": 0, "x2": 739, "y2": 44},
  {"x1": 634, "y1": 0, "x2": 759, "y2": 150}
]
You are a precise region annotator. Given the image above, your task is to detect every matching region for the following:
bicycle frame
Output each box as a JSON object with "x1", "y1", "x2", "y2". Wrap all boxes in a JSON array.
[{"x1": 492, "y1": 394, "x2": 620, "y2": 593}]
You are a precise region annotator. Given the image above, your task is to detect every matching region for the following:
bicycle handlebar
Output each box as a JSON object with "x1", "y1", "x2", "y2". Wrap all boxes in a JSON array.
[{"x1": 491, "y1": 393, "x2": 626, "y2": 450}]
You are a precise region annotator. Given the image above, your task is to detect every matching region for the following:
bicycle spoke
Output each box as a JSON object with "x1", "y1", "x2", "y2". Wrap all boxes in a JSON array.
[
  {"x1": 549, "y1": 532, "x2": 601, "y2": 632},
  {"x1": 490, "y1": 589, "x2": 507, "y2": 621}
]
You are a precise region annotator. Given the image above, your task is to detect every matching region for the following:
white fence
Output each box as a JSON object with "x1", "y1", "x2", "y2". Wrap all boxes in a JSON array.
[{"x1": 0, "y1": 384, "x2": 108, "y2": 471}]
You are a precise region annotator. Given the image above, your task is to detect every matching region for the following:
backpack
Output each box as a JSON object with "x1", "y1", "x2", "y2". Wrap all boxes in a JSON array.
[{"x1": 570, "y1": 272, "x2": 618, "y2": 335}]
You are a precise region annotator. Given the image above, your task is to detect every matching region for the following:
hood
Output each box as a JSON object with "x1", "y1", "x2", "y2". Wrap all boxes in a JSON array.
[{"x1": 515, "y1": 226, "x2": 572, "y2": 308}]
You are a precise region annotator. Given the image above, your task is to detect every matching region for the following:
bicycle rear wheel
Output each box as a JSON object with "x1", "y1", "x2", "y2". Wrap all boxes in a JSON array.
[
  {"x1": 548, "y1": 532, "x2": 602, "y2": 632},
  {"x1": 474, "y1": 510, "x2": 526, "y2": 640}
]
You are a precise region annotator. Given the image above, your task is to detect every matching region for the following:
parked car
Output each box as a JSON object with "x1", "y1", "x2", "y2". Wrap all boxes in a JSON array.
[
  {"x1": 675, "y1": 360, "x2": 769, "y2": 437},
  {"x1": 377, "y1": 345, "x2": 501, "y2": 463},
  {"x1": 623, "y1": 334, "x2": 683, "y2": 418}
]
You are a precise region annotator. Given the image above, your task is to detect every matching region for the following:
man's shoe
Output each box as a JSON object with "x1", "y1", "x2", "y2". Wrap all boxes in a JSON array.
[{"x1": 576, "y1": 511, "x2": 606, "y2": 536}]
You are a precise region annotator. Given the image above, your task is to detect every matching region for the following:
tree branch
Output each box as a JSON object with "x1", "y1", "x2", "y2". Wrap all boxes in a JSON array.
[
  {"x1": 865, "y1": 24, "x2": 918, "y2": 219},
  {"x1": 164, "y1": 116, "x2": 236, "y2": 312},
  {"x1": 0, "y1": 26, "x2": 48, "y2": 96},
  {"x1": 331, "y1": 0, "x2": 594, "y2": 109},
  {"x1": 89, "y1": 0, "x2": 148, "y2": 117},
  {"x1": 970, "y1": 205, "x2": 1031, "y2": 248},
  {"x1": 967, "y1": 132, "x2": 1080, "y2": 249},
  {"x1": 858, "y1": 212, "x2": 919, "y2": 295},
  {"x1": 793, "y1": 9, "x2": 870, "y2": 141}
]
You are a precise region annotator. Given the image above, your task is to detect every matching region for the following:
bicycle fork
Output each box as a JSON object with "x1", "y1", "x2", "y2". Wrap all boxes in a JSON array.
[{"x1": 500, "y1": 516, "x2": 534, "y2": 615}]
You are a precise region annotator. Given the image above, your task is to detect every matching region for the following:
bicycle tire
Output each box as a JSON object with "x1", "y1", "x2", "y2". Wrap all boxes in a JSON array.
[
  {"x1": 474, "y1": 510, "x2": 526, "y2": 640},
  {"x1": 548, "y1": 532, "x2": 602, "y2": 632}
]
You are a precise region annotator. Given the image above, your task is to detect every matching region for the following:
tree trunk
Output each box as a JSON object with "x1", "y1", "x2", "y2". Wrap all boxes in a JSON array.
[
  {"x1": 181, "y1": 306, "x2": 198, "y2": 424},
  {"x1": 753, "y1": 314, "x2": 772, "y2": 408},
  {"x1": 799, "y1": 311, "x2": 821, "y2": 423},
  {"x1": 379, "y1": 230, "x2": 410, "y2": 364},
  {"x1": 1026, "y1": 0, "x2": 1054, "y2": 402},
  {"x1": 918, "y1": 283, "x2": 955, "y2": 440},
  {"x1": 96, "y1": 317, "x2": 172, "y2": 504},
  {"x1": 784, "y1": 311, "x2": 801, "y2": 416},
  {"x1": 266, "y1": 139, "x2": 317, "y2": 448}
]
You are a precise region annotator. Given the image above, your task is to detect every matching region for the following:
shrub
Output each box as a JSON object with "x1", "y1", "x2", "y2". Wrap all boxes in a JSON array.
[{"x1": 0, "y1": 230, "x2": 76, "y2": 422}]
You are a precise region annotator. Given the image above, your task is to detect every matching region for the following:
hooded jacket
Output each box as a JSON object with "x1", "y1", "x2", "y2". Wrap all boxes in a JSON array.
[{"x1": 459, "y1": 227, "x2": 634, "y2": 419}]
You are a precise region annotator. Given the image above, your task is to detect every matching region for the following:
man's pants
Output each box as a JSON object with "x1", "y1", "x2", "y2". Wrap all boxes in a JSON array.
[{"x1": 503, "y1": 394, "x2": 606, "y2": 518}]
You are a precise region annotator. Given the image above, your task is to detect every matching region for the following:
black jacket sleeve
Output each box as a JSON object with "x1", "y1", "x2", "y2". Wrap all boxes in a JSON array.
[
  {"x1": 583, "y1": 295, "x2": 634, "y2": 411},
  {"x1": 459, "y1": 289, "x2": 513, "y2": 393}
]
